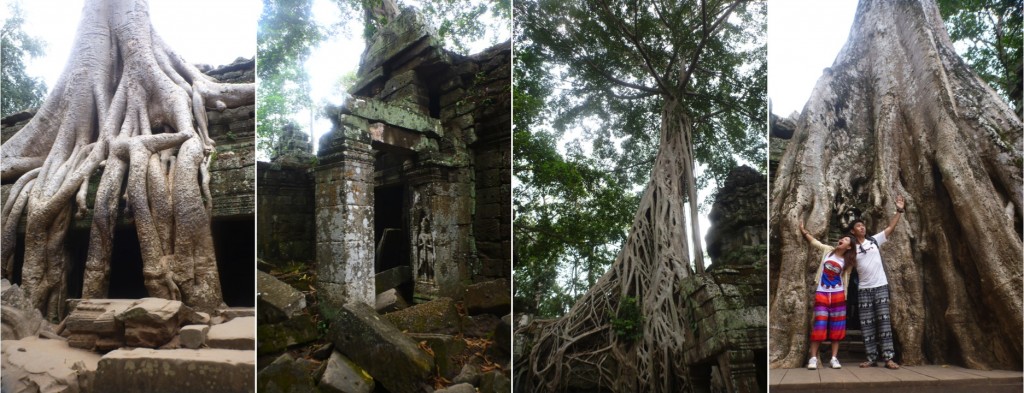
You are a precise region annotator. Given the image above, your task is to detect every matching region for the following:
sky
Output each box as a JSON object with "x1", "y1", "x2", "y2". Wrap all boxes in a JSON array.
[
  {"x1": 768, "y1": 0, "x2": 859, "y2": 117},
  {"x1": 5, "y1": 0, "x2": 258, "y2": 93}
]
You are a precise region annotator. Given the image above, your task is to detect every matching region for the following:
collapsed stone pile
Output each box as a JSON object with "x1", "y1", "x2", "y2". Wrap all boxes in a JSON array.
[
  {"x1": 256, "y1": 268, "x2": 511, "y2": 393},
  {"x1": 1, "y1": 279, "x2": 256, "y2": 392}
]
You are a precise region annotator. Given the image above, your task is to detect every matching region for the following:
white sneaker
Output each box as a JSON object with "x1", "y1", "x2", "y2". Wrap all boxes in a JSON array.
[
  {"x1": 830, "y1": 357, "x2": 842, "y2": 369},
  {"x1": 807, "y1": 357, "x2": 818, "y2": 370}
]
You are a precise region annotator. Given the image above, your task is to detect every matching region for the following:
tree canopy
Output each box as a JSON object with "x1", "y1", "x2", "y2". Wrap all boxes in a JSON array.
[
  {"x1": 1, "y1": 1, "x2": 47, "y2": 118},
  {"x1": 937, "y1": 0, "x2": 1022, "y2": 117},
  {"x1": 514, "y1": 0, "x2": 766, "y2": 318}
]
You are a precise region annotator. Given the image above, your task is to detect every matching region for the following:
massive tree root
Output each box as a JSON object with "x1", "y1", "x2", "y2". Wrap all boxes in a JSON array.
[
  {"x1": 770, "y1": 0, "x2": 1021, "y2": 370},
  {"x1": 519, "y1": 103, "x2": 700, "y2": 392},
  {"x1": 1, "y1": 0, "x2": 253, "y2": 317}
]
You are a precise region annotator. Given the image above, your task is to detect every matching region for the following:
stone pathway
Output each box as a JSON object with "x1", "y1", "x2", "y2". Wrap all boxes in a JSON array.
[{"x1": 770, "y1": 365, "x2": 1022, "y2": 393}]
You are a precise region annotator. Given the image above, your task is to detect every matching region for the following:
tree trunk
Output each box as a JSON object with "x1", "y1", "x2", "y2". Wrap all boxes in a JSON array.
[
  {"x1": 1, "y1": 0, "x2": 253, "y2": 316},
  {"x1": 770, "y1": 0, "x2": 1021, "y2": 370},
  {"x1": 519, "y1": 100, "x2": 696, "y2": 392}
]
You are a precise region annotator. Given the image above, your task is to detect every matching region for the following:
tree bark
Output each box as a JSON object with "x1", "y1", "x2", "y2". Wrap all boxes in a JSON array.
[
  {"x1": 519, "y1": 100, "x2": 695, "y2": 391},
  {"x1": 770, "y1": 0, "x2": 1021, "y2": 370},
  {"x1": 1, "y1": 0, "x2": 253, "y2": 316}
]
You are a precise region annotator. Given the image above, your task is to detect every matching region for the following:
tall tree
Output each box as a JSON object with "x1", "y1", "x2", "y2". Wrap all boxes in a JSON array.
[
  {"x1": 770, "y1": 0, "x2": 1021, "y2": 370},
  {"x1": 937, "y1": 0, "x2": 1022, "y2": 117},
  {"x1": 1, "y1": 1, "x2": 47, "y2": 118},
  {"x1": 516, "y1": 0, "x2": 765, "y2": 390},
  {"x1": 1, "y1": 0, "x2": 254, "y2": 317}
]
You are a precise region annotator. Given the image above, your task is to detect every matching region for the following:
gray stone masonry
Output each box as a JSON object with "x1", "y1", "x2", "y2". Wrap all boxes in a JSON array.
[{"x1": 315, "y1": 124, "x2": 376, "y2": 314}]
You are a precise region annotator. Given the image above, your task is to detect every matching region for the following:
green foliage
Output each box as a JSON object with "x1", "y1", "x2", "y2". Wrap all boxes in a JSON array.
[
  {"x1": 937, "y1": 0, "x2": 1022, "y2": 116},
  {"x1": 257, "y1": 0, "x2": 324, "y2": 159},
  {"x1": 513, "y1": 0, "x2": 765, "y2": 317},
  {"x1": 1, "y1": 1, "x2": 47, "y2": 118},
  {"x1": 611, "y1": 296, "x2": 643, "y2": 341}
]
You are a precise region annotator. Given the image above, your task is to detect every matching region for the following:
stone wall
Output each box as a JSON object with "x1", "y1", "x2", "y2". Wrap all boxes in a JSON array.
[
  {"x1": 313, "y1": 9, "x2": 511, "y2": 310},
  {"x1": 257, "y1": 161, "x2": 315, "y2": 264},
  {"x1": 682, "y1": 166, "x2": 768, "y2": 392}
]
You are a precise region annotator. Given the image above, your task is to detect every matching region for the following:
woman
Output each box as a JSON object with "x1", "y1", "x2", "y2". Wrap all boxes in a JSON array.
[{"x1": 799, "y1": 221, "x2": 856, "y2": 370}]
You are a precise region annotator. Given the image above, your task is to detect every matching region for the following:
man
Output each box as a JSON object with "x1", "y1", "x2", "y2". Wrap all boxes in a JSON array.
[{"x1": 849, "y1": 194, "x2": 905, "y2": 369}]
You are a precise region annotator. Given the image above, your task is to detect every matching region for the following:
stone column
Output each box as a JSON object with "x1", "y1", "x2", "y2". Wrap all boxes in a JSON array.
[{"x1": 315, "y1": 122, "x2": 375, "y2": 317}]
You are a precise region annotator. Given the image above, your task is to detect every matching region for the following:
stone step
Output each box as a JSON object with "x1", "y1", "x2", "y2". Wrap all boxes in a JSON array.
[{"x1": 771, "y1": 365, "x2": 1023, "y2": 393}]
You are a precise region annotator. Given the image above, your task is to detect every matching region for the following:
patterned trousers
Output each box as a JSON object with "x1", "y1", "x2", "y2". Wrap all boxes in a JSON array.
[{"x1": 858, "y1": 285, "x2": 895, "y2": 362}]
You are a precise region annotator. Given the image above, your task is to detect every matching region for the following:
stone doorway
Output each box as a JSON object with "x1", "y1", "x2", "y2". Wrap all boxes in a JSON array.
[{"x1": 373, "y1": 183, "x2": 414, "y2": 303}]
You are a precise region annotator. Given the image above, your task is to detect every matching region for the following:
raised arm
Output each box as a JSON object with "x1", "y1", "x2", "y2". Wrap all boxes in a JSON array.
[
  {"x1": 799, "y1": 221, "x2": 831, "y2": 252},
  {"x1": 883, "y1": 195, "x2": 906, "y2": 237}
]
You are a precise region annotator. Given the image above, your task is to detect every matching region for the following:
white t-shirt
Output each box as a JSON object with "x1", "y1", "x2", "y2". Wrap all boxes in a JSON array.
[
  {"x1": 855, "y1": 231, "x2": 888, "y2": 288},
  {"x1": 817, "y1": 253, "x2": 845, "y2": 293}
]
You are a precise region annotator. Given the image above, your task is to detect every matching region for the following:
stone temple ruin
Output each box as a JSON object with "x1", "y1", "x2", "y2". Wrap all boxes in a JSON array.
[
  {"x1": 1, "y1": 59, "x2": 256, "y2": 393},
  {"x1": 257, "y1": 8, "x2": 511, "y2": 393},
  {"x1": 686, "y1": 166, "x2": 768, "y2": 392}
]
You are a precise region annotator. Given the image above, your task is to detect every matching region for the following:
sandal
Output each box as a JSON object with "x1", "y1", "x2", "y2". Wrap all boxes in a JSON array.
[
  {"x1": 859, "y1": 361, "x2": 875, "y2": 368},
  {"x1": 885, "y1": 360, "x2": 900, "y2": 369}
]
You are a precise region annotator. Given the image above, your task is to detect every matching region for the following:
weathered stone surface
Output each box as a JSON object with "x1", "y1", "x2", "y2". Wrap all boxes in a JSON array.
[
  {"x1": 180, "y1": 325, "x2": 210, "y2": 349},
  {"x1": 257, "y1": 270, "x2": 307, "y2": 324},
  {"x1": 257, "y1": 354, "x2": 316, "y2": 393},
  {"x1": 328, "y1": 302, "x2": 433, "y2": 393},
  {"x1": 383, "y1": 297, "x2": 462, "y2": 334},
  {"x1": 479, "y1": 371, "x2": 511, "y2": 393},
  {"x1": 452, "y1": 363, "x2": 481, "y2": 385},
  {"x1": 64, "y1": 299, "x2": 137, "y2": 351},
  {"x1": 347, "y1": 97, "x2": 443, "y2": 138},
  {"x1": 2, "y1": 281, "x2": 48, "y2": 340},
  {"x1": 319, "y1": 351, "x2": 374, "y2": 393},
  {"x1": 463, "y1": 279, "x2": 511, "y2": 315},
  {"x1": 374, "y1": 288, "x2": 409, "y2": 313},
  {"x1": 436, "y1": 383, "x2": 476, "y2": 393},
  {"x1": 408, "y1": 333, "x2": 466, "y2": 378},
  {"x1": 117, "y1": 298, "x2": 196, "y2": 349},
  {"x1": 311, "y1": 342, "x2": 334, "y2": 360},
  {"x1": 218, "y1": 307, "x2": 256, "y2": 321},
  {"x1": 487, "y1": 314, "x2": 511, "y2": 362},
  {"x1": 2, "y1": 336, "x2": 100, "y2": 393},
  {"x1": 256, "y1": 314, "x2": 319, "y2": 355},
  {"x1": 206, "y1": 316, "x2": 255, "y2": 350},
  {"x1": 94, "y1": 348, "x2": 254, "y2": 393}
]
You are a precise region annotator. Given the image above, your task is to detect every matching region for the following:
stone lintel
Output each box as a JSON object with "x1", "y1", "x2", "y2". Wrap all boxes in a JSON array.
[
  {"x1": 368, "y1": 122, "x2": 438, "y2": 153},
  {"x1": 345, "y1": 97, "x2": 443, "y2": 138}
]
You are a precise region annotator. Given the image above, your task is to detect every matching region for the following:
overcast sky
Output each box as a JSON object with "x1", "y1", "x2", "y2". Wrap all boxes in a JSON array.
[
  {"x1": 5, "y1": 0, "x2": 258, "y2": 92},
  {"x1": 768, "y1": 0, "x2": 859, "y2": 117}
]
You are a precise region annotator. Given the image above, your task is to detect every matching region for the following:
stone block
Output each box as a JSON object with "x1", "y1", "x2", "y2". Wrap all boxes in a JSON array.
[
  {"x1": 437, "y1": 383, "x2": 476, "y2": 393},
  {"x1": 218, "y1": 307, "x2": 256, "y2": 321},
  {"x1": 479, "y1": 371, "x2": 511, "y2": 393},
  {"x1": 463, "y1": 279, "x2": 511, "y2": 315},
  {"x1": 408, "y1": 333, "x2": 466, "y2": 378},
  {"x1": 180, "y1": 324, "x2": 210, "y2": 349},
  {"x1": 487, "y1": 314, "x2": 511, "y2": 362},
  {"x1": 257, "y1": 270, "x2": 307, "y2": 324},
  {"x1": 117, "y1": 298, "x2": 196, "y2": 349},
  {"x1": 256, "y1": 353, "x2": 316, "y2": 393},
  {"x1": 375, "y1": 288, "x2": 410, "y2": 313},
  {"x1": 206, "y1": 316, "x2": 255, "y2": 350},
  {"x1": 383, "y1": 297, "x2": 462, "y2": 334},
  {"x1": 256, "y1": 314, "x2": 319, "y2": 355},
  {"x1": 319, "y1": 351, "x2": 374, "y2": 393},
  {"x1": 346, "y1": 97, "x2": 443, "y2": 138},
  {"x1": 64, "y1": 299, "x2": 137, "y2": 350},
  {"x1": 95, "y1": 348, "x2": 254, "y2": 393},
  {"x1": 2, "y1": 336, "x2": 101, "y2": 393},
  {"x1": 327, "y1": 302, "x2": 433, "y2": 393}
]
